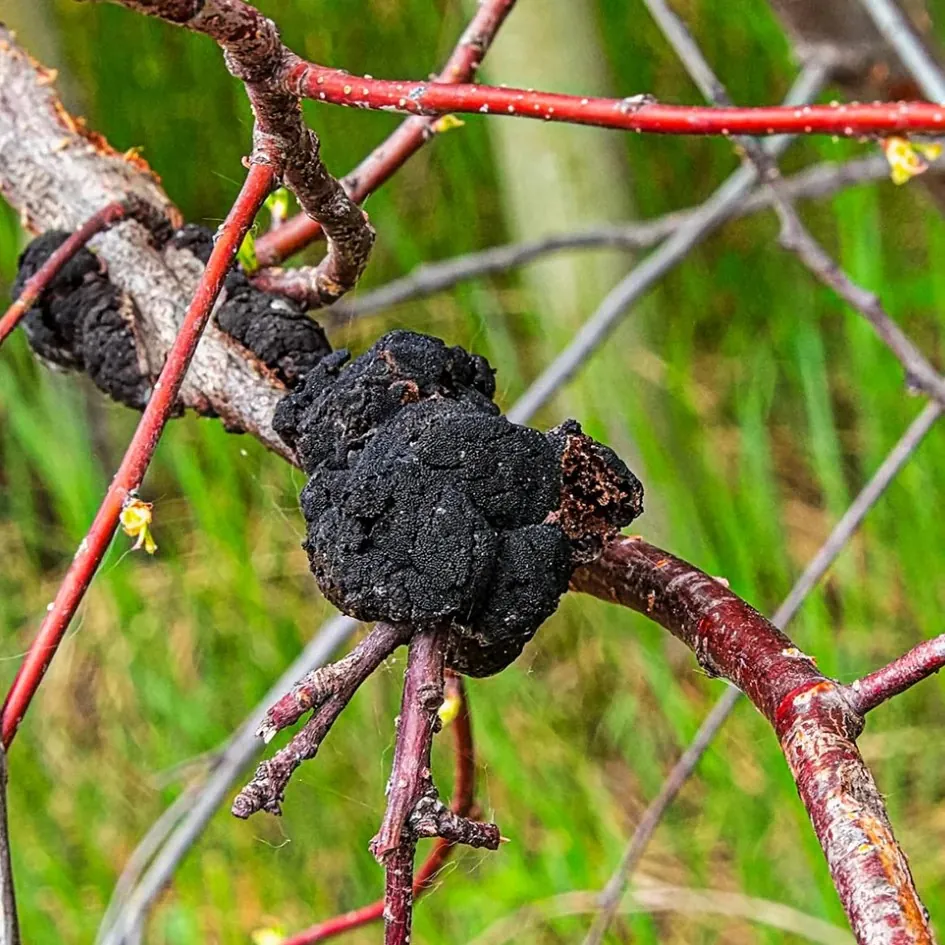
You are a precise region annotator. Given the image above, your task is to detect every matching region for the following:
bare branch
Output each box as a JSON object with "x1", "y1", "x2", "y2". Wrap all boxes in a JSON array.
[
  {"x1": 582, "y1": 398, "x2": 942, "y2": 945},
  {"x1": 232, "y1": 623, "x2": 408, "y2": 819},
  {"x1": 106, "y1": 0, "x2": 374, "y2": 306},
  {"x1": 280, "y1": 674, "x2": 481, "y2": 945},
  {"x1": 507, "y1": 61, "x2": 830, "y2": 424},
  {"x1": 326, "y1": 154, "x2": 892, "y2": 321},
  {"x1": 845, "y1": 634, "x2": 945, "y2": 714},
  {"x1": 643, "y1": 0, "x2": 945, "y2": 409},
  {"x1": 254, "y1": 0, "x2": 518, "y2": 266},
  {"x1": 573, "y1": 538, "x2": 934, "y2": 944}
]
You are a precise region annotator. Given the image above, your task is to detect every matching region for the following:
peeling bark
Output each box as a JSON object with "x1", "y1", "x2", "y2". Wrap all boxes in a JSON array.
[{"x1": 0, "y1": 29, "x2": 293, "y2": 459}]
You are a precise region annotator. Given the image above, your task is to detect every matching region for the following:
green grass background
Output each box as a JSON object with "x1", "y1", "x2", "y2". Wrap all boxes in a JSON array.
[{"x1": 0, "y1": 0, "x2": 944, "y2": 942}]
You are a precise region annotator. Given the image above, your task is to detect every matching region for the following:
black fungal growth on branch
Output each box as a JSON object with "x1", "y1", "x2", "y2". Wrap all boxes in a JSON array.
[
  {"x1": 275, "y1": 330, "x2": 644, "y2": 676},
  {"x1": 13, "y1": 232, "x2": 151, "y2": 408},
  {"x1": 172, "y1": 225, "x2": 330, "y2": 388},
  {"x1": 12, "y1": 225, "x2": 332, "y2": 407}
]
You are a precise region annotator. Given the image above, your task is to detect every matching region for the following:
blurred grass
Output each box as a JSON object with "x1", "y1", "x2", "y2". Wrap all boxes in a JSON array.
[{"x1": 1, "y1": 0, "x2": 945, "y2": 942}]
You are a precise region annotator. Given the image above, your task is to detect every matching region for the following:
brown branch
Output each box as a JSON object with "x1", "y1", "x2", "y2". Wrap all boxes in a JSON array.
[
  {"x1": 368, "y1": 628, "x2": 499, "y2": 945},
  {"x1": 572, "y1": 539, "x2": 935, "y2": 945},
  {"x1": 252, "y1": 0, "x2": 515, "y2": 266},
  {"x1": 583, "y1": 398, "x2": 943, "y2": 945},
  {"x1": 106, "y1": 0, "x2": 374, "y2": 307},
  {"x1": 280, "y1": 673, "x2": 480, "y2": 944},
  {"x1": 844, "y1": 634, "x2": 945, "y2": 715},
  {"x1": 232, "y1": 623, "x2": 410, "y2": 819}
]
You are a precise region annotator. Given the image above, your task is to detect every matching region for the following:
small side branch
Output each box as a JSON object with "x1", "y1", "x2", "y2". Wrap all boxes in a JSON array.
[
  {"x1": 253, "y1": 0, "x2": 518, "y2": 266},
  {"x1": 371, "y1": 629, "x2": 500, "y2": 945},
  {"x1": 232, "y1": 623, "x2": 409, "y2": 818},
  {"x1": 281, "y1": 673, "x2": 480, "y2": 944},
  {"x1": 845, "y1": 634, "x2": 945, "y2": 715}
]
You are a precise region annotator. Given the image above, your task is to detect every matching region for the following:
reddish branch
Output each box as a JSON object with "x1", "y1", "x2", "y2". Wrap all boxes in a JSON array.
[
  {"x1": 0, "y1": 161, "x2": 275, "y2": 749},
  {"x1": 282, "y1": 674, "x2": 477, "y2": 945},
  {"x1": 368, "y1": 629, "x2": 499, "y2": 945},
  {"x1": 844, "y1": 633, "x2": 945, "y2": 715},
  {"x1": 284, "y1": 64, "x2": 945, "y2": 137},
  {"x1": 0, "y1": 198, "x2": 154, "y2": 349},
  {"x1": 571, "y1": 538, "x2": 935, "y2": 945},
  {"x1": 253, "y1": 0, "x2": 518, "y2": 267},
  {"x1": 110, "y1": 0, "x2": 374, "y2": 307}
]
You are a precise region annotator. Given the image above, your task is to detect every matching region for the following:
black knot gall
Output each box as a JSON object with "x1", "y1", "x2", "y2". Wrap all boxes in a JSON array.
[
  {"x1": 275, "y1": 330, "x2": 644, "y2": 676},
  {"x1": 13, "y1": 231, "x2": 151, "y2": 409}
]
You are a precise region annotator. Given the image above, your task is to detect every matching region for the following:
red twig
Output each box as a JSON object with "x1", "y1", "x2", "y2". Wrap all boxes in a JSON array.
[
  {"x1": 0, "y1": 162, "x2": 274, "y2": 749},
  {"x1": 844, "y1": 634, "x2": 945, "y2": 715},
  {"x1": 282, "y1": 674, "x2": 476, "y2": 945},
  {"x1": 0, "y1": 200, "x2": 133, "y2": 349},
  {"x1": 572, "y1": 538, "x2": 935, "y2": 945},
  {"x1": 373, "y1": 629, "x2": 447, "y2": 945},
  {"x1": 254, "y1": 0, "x2": 517, "y2": 267},
  {"x1": 286, "y1": 63, "x2": 945, "y2": 138}
]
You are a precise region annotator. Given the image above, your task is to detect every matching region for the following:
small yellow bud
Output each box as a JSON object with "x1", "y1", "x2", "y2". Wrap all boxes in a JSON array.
[
  {"x1": 433, "y1": 114, "x2": 465, "y2": 134},
  {"x1": 437, "y1": 690, "x2": 462, "y2": 726},
  {"x1": 883, "y1": 136, "x2": 942, "y2": 185},
  {"x1": 120, "y1": 497, "x2": 157, "y2": 555}
]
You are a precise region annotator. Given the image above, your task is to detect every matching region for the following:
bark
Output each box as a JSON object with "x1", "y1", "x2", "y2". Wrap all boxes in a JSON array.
[{"x1": 0, "y1": 29, "x2": 291, "y2": 459}]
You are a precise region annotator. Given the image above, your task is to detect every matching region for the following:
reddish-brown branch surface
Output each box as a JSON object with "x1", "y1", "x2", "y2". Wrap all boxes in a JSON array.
[
  {"x1": 282, "y1": 674, "x2": 478, "y2": 945},
  {"x1": 253, "y1": 0, "x2": 517, "y2": 267},
  {"x1": 287, "y1": 63, "x2": 945, "y2": 137},
  {"x1": 0, "y1": 162, "x2": 275, "y2": 749},
  {"x1": 844, "y1": 633, "x2": 945, "y2": 715},
  {"x1": 572, "y1": 538, "x2": 934, "y2": 945}
]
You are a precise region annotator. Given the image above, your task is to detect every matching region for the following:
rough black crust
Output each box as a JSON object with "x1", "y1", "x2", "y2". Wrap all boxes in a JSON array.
[
  {"x1": 275, "y1": 330, "x2": 644, "y2": 676},
  {"x1": 13, "y1": 231, "x2": 151, "y2": 409},
  {"x1": 171, "y1": 225, "x2": 331, "y2": 387}
]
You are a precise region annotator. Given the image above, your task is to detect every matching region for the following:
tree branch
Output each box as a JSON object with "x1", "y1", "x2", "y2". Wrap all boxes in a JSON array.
[
  {"x1": 0, "y1": 160, "x2": 275, "y2": 749},
  {"x1": 573, "y1": 539, "x2": 935, "y2": 945},
  {"x1": 0, "y1": 198, "x2": 160, "y2": 348},
  {"x1": 844, "y1": 634, "x2": 945, "y2": 715},
  {"x1": 107, "y1": 0, "x2": 374, "y2": 306},
  {"x1": 326, "y1": 154, "x2": 894, "y2": 320},
  {"x1": 0, "y1": 27, "x2": 292, "y2": 457},
  {"x1": 253, "y1": 0, "x2": 519, "y2": 266},
  {"x1": 232, "y1": 623, "x2": 409, "y2": 819},
  {"x1": 582, "y1": 398, "x2": 943, "y2": 945},
  {"x1": 368, "y1": 628, "x2": 499, "y2": 945},
  {"x1": 281, "y1": 673, "x2": 480, "y2": 945}
]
